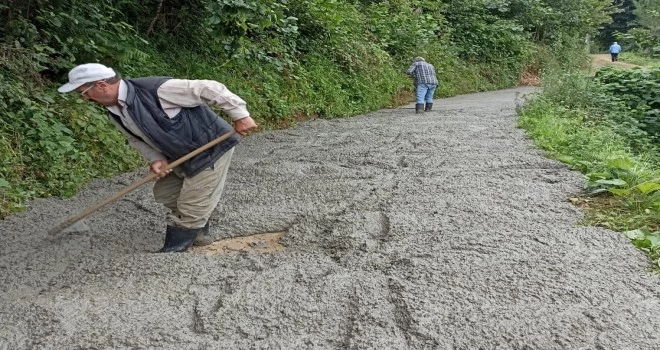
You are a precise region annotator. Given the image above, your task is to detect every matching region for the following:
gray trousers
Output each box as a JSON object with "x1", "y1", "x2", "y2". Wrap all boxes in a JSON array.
[{"x1": 152, "y1": 148, "x2": 234, "y2": 229}]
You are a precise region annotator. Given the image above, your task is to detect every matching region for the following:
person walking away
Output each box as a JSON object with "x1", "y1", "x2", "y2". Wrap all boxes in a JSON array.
[
  {"x1": 406, "y1": 57, "x2": 438, "y2": 114},
  {"x1": 58, "y1": 63, "x2": 258, "y2": 253},
  {"x1": 609, "y1": 42, "x2": 622, "y2": 62}
]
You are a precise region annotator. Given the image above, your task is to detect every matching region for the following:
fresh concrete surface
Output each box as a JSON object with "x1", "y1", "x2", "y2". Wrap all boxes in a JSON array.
[{"x1": 2, "y1": 87, "x2": 659, "y2": 349}]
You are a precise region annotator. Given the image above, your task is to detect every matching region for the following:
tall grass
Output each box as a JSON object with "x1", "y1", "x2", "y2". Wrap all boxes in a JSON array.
[{"x1": 620, "y1": 53, "x2": 660, "y2": 68}]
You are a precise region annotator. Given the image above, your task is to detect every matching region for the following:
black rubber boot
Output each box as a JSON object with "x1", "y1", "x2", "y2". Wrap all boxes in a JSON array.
[
  {"x1": 415, "y1": 103, "x2": 425, "y2": 114},
  {"x1": 158, "y1": 225, "x2": 201, "y2": 253},
  {"x1": 424, "y1": 103, "x2": 433, "y2": 112},
  {"x1": 193, "y1": 222, "x2": 214, "y2": 246}
]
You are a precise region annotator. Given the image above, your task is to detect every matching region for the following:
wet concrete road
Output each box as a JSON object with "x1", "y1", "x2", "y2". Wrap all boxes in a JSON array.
[{"x1": 2, "y1": 87, "x2": 659, "y2": 349}]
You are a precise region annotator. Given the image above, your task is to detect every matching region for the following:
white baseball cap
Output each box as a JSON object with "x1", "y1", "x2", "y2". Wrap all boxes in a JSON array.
[{"x1": 58, "y1": 63, "x2": 117, "y2": 93}]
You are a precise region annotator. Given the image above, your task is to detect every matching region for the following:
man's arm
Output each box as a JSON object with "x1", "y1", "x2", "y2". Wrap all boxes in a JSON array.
[
  {"x1": 157, "y1": 79, "x2": 250, "y2": 121},
  {"x1": 157, "y1": 79, "x2": 257, "y2": 135},
  {"x1": 406, "y1": 63, "x2": 417, "y2": 75}
]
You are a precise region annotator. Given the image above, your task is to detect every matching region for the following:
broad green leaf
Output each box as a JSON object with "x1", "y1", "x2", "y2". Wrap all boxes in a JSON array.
[
  {"x1": 595, "y1": 179, "x2": 628, "y2": 187},
  {"x1": 555, "y1": 155, "x2": 575, "y2": 164},
  {"x1": 647, "y1": 233, "x2": 660, "y2": 250},
  {"x1": 607, "y1": 158, "x2": 633, "y2": 170},
  {"x1": 588, "y1": 188, "x2": 610, "y2": 196},
  {"x1": 609, "y1": 188, "x2": 631, "y2": 196},
  {"x1": 635, "y1": 182, "x2": 660, "y2": 195},
  {"x1": 587, "y1": 172, "x2": 611, "y2": 181},
  {"x1": 625, "y1": 229, "x2": 645, "y2": 240}
]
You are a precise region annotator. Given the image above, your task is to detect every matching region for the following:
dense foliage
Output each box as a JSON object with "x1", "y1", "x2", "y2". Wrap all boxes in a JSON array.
[
  {"x1": 0, "y1": 0, "x2": 613, "y2": 215},
  {"x1": 594, "y1": 67, "x2": 660, "y2": 139},
  {"x1": 598, "y1": 0, "x2": 660, "y2": 56},
  {"x1": 597, "y1": 0, "x2": 637, "y2": 47}
]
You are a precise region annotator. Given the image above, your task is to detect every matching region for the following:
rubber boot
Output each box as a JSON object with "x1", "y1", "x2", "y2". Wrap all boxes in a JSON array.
[
  {"x1": 415, "y1": 103, "x2": 425, "y2": 114},
  {"x1": 193, "y1": 222, "x2": 214, "y2": 246},
  {"x1": 158, "y1": 225, "x2": 201, "y2": 253},
  {"x1": 424, "y1": 103, "x2": 433, "y2": 112}
]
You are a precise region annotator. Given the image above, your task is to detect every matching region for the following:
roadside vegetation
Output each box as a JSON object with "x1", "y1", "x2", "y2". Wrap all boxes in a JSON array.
[
  {"x1": 518, "y1": 0, "x2": 660, "y2": 271},
  {"x1": 620, "y1": 53, "x2": 660, "y2": 68}
]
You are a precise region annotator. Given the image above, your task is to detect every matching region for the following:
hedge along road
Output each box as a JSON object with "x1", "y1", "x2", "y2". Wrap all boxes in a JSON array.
[{"x1": 1, "y1": 87, "x2": 659, "y2": 349}]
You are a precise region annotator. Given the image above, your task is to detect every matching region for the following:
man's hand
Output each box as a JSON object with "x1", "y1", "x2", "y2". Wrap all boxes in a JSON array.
[
  {"x1": 234, "y1": 116, "x2": 258, "y2": 136},
  {"x1": 150, "y1": 159, "x2": 172, "y2": 179}
]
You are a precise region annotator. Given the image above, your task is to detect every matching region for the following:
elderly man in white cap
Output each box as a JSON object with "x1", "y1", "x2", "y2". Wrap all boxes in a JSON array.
[{"x1": 59, "y1": 63, "x2": 257, "y2": 252}]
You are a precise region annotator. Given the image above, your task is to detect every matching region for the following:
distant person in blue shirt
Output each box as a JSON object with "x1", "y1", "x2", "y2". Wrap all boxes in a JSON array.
[{"x1": 609, "y1": 42, "x2": 622, "y2": 62}]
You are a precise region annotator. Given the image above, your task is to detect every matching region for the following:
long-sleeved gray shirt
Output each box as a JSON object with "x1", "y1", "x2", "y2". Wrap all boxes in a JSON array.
[{"x1": 106, "y1": 79, "x2": 249, "y2": 162}]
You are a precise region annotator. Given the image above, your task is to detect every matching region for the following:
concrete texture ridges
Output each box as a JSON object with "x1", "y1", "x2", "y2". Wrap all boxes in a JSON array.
[{"x1": 1, "y1": 87, "x2": 659, "y2": 349}]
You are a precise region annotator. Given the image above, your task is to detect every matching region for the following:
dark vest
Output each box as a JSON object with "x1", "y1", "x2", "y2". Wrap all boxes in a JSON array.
[{"x1": 108, "y1": 77, "x2": 241, "y2": 177}]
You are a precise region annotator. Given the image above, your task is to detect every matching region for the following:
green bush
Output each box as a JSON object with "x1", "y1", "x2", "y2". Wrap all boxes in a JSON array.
[
  {"x1": 0, "y1": 72, "x2": 143, "y2": 216},
  {"x1": 594, "y1": 66, "x2": 660, "y2": 139}
]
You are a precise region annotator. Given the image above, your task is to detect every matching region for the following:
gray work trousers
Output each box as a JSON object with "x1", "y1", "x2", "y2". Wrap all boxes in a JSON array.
[{"x1": 152, "y1": 148, "x2": 234, "y2": 229}]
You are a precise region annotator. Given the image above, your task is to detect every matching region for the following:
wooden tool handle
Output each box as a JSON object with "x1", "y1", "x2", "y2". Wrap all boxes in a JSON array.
[{"x1": 48, "y1": 131, "x2": 237, "y2": 235}]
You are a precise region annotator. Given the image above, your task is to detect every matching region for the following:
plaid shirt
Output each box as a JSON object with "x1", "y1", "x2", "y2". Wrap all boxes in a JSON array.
[{"x1": 407, "y1": 61, "x2": 438, "y2": 85}]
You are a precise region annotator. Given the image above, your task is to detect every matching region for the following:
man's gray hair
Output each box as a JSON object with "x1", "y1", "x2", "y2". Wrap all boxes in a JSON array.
[{"x1": 414, "y1": 56, "x2": 425, "y2": 62}]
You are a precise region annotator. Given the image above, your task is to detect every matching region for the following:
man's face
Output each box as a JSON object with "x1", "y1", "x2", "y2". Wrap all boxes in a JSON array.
[{"x1": 75, "y1": 81, "x2": 117, "y2": 106}]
